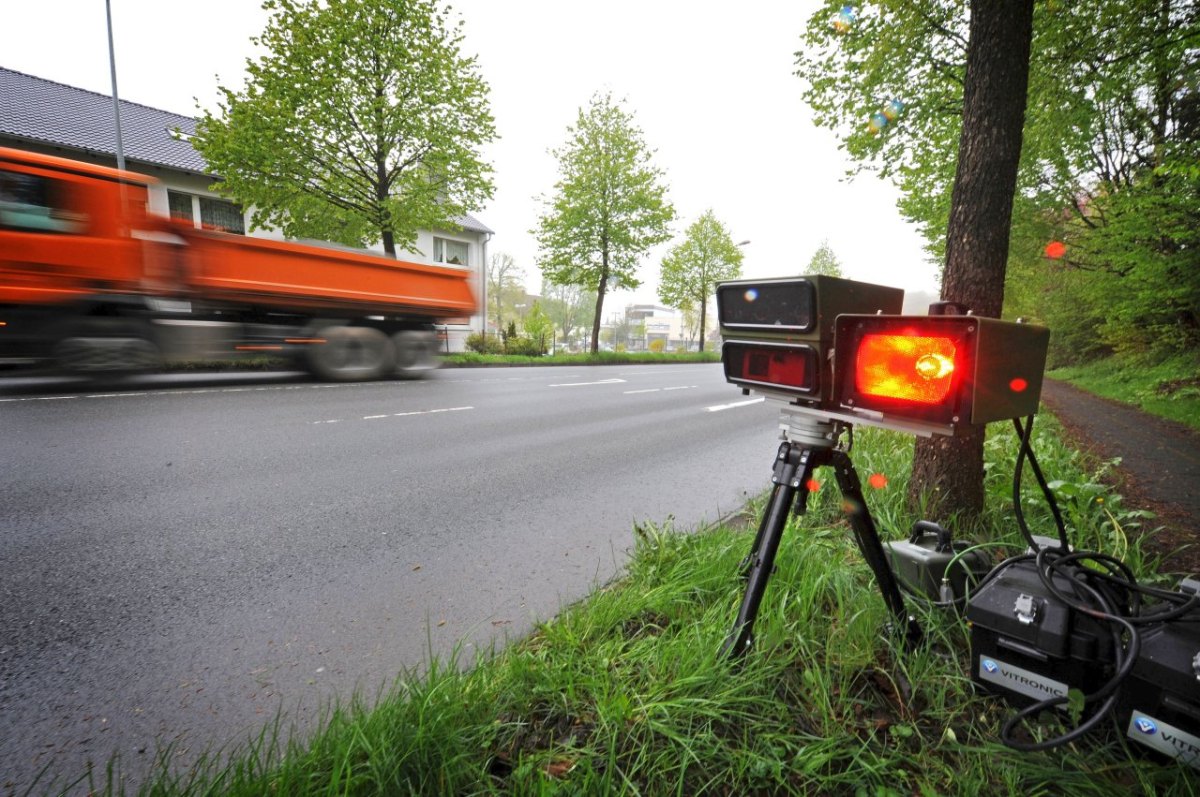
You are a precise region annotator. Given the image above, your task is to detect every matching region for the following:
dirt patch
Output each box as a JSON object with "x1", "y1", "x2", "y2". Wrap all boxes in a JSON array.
[{"x1": 1040, "y1": 379, "x2": 1200, "y2": 576}]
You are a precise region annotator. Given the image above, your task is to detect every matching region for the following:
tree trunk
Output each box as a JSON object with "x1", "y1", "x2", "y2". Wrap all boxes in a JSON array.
[
  {"x1": 591, "y1": 264, "x2": 608, "y2": 354},
  {"x1": 697, "y1": 294, "x2": 707, "y2": 353},
  {"x1": 908, "y1": 0, "x2": 1035, "y2": 520}
]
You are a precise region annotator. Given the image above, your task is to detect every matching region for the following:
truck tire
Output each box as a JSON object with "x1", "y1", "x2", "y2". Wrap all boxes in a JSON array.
[
  {"x1": 306, "y1": 326, "x2": 396, "y2": 381},
  {"x1": 391, "y1": 330, "x2": 439, "y2": 378}
]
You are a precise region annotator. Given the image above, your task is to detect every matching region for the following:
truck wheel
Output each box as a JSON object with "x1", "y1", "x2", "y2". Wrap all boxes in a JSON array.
[
  {"x1": 392, "y1": 330, "x2": 439, "y2": 378},
  {"x1": 306, "y1": 326, "x2": 395, "y2": 381}
]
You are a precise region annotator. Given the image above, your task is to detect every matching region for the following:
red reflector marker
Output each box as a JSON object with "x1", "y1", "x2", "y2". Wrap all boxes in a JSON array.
[
  {"x1": 1009, "y1": 377, "x2": 1028, "y2": 393},
  {"x1": 856, "y1": 334, "x2": 957, "y2": 405}
]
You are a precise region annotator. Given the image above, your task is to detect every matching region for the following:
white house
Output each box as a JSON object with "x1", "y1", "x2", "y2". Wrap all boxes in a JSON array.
[{"x1": 0, "y1": 66, "x2": 492, "y2": 350}]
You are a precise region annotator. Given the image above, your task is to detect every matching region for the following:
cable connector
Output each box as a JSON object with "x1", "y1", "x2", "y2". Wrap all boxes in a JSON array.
[{"x1": 939, "y1": 579, "x2": 955, "y2": 604}]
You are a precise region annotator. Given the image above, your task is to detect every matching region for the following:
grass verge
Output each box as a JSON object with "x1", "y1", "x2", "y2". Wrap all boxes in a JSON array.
[
  {"x1": 1048, "y1": 351, "x2": 1200, "y2": 431},
  {"x1": 70, "y1": 416, "x2": 1195, "y2": 796},
  {"x1": 443, "y1": 351, "x2": 722, "y2": 367}
]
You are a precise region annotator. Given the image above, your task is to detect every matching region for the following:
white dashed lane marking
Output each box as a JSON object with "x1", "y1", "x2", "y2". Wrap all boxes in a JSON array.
[
  {"x1": 706, "y1": 397, "x2": 766, "y2": 412},
  {"x1": 312, "y1": 406, "x2": 475, "y2": 425},
  {"x1": 623, "y1": 385, "x2": 698, "y2": 395},
  {"x1": 547, "y1": 378, "x2": 626, "y2": 388}
]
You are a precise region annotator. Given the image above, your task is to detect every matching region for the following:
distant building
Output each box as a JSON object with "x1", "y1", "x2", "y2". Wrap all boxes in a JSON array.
[
  {"x1": 611, "y1": 304, "x2": 699, "y2": 352},
  {"x1": 0, "y1": 66, "x2": 492, "y2": 349}
]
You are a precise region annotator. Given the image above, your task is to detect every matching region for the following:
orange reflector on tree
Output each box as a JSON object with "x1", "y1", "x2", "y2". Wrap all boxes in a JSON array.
[{"x1": 855, "y1": 334, "x2": 958, "y2": 405}]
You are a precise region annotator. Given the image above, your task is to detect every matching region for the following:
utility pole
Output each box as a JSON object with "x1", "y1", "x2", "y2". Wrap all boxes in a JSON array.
[{"x1": 105, "y1": 0, "x2": 126, "y2": 171}]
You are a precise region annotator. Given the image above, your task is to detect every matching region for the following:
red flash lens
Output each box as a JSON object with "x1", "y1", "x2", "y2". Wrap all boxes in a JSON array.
[{"x1": 855, "y1": 334, "x2": 958, "y2": 405}]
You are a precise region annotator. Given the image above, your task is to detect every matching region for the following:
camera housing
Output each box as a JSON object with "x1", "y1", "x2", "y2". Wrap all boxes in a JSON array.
[
  {"x1": 716, "y1": 275, "x2": 1050, "y2": 436},
  {"x1": 716, "y1": 275, "x2": 903, "y2": 406}
]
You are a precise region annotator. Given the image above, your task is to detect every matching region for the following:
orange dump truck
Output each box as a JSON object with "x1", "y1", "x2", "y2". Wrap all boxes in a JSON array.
[{"x1": 0, "y1": 146, "x2": 477, "y2": 380}]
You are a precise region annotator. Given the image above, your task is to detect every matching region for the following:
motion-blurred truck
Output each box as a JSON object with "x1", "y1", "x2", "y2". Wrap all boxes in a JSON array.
[{"x1": 0, "y1": 147, "x2": 477, "y2": 381}]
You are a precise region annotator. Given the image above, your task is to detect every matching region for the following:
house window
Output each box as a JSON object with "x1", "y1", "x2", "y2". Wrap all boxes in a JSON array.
[
  {"x1": 167, "y1": 190, "x2": 245, "y2": 234},
  {"x1": 167, "y1": 191, "x2": 193, "y2": 223},
  {"x1": 433, "y1": 237, "x2": 469, "y2": 265},
  {"x1": 199, "y1": 196, "x2": 245, "y2": 234}
]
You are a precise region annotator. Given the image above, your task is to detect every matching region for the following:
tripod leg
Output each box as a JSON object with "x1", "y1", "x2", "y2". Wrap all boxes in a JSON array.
[
  {"x1": 722, "y1": 444, "x2": 813, "y2": 660},
  {"x1": 739, "y1": 443, "x2": 796, "y2": 579},
  {"x1": 830, "y1": 450, "x2": 923, "y2": 648}
]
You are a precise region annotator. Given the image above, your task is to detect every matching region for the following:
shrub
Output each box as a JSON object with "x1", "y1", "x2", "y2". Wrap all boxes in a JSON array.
[
  {"x1": 648, "y1": 339, "x2": 666, "y2": 353},
  {"x1": 465, "y1": 332, "x2": 503, "y2": 354},
  {"x1": 504, "y1": 336, "x2": 545, "y2": 356}
]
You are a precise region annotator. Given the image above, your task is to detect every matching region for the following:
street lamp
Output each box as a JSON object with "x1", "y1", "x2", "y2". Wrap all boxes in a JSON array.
[{"x1": 105, "y1": 0, "x2": 126, "y2": 171}]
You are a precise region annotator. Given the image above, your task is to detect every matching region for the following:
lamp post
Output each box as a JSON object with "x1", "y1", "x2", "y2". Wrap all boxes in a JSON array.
[{"x1": 105, "y1": 0, "x2": 126, "y2": 171}]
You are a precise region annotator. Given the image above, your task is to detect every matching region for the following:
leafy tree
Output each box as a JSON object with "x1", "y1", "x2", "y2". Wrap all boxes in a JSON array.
[
  {"x1": 798, "y1": 0, "x2": 1200, "y2": 361},
  {"x1": 534, "y1": 92, "x2": 675, "y2": 353},
  {"x1": 522, "y1": 300, "x2": 555, "y2": 353},
  {"x1": 657, "y1": 210, "x2": 744, "y2": 352},
  {"x1": 192, "y1": 0, "x2": 496, "y2": 257},
  {"x1": 806, "y1": 239, "x2": 844, "y2": 277},
  {"x1": 797, "y1": 0, "x2": 1200, "y2": 516},
  {"x1": 907, "y1": 0, "x2": 1035, "y2": 520},
  {"x1": 487, "y1": 252, "x2": 525, "y2": 334},
  {"x1": 1003, "y1": 0, "x2": 1200, "y2": 359},
  {"x1": 541, "y1": 280, "x2": 596, "y2": 349},
  {"x1": 680, "y1": 303, "x2": 701, "y2": 350}
]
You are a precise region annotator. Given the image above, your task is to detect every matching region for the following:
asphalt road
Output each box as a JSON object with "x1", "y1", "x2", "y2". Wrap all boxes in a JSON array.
[{"x1": 0, "y1": 364, "x2": 781, "y2": 792}]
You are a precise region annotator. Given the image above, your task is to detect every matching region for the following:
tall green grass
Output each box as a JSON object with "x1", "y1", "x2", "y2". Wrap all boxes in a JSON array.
[{"x1": 69, "y1": 416, "x2": 1195, "y2": 796}]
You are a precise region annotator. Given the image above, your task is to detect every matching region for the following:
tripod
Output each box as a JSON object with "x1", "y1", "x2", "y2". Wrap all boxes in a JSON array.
[{"x1": 721, "y1": 407, "x2": 923, "y2": 659}]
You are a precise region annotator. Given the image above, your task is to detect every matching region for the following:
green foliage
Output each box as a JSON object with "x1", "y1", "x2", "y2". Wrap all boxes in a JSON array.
[
  {"x1": 534, "y1": 92, "x2": 675, "y2": 352},
  {"x1": 464, "y1": 331, "x2": 503, "y2": 354},
  {"x1": 522, "y1": 301, "x2": 555, "y2": 352},
  {"x1": 540, "y1": 280, "x2": 597, "y2": 348},
  {"x1": 504, "y1": 336, "x2": 545, "y2": 357},
  {"x1": 192, "y1": 0, "x2": 496, "y2": 255},
  {"x1": 657, "y1": 209, "x2": 744, "y2": 352},
  {"x1": 796, "y1": 0, "x2": 967, "y2": 261},
  {"x1": 805, "y1": 239, "x2": 844, "y2": 277},
  {"x1": 442, "y1": 350, "x2": 722, "y2": 367},
  {"x1": 798, "y1": 0, "x2": 1200, "y2": 363}
]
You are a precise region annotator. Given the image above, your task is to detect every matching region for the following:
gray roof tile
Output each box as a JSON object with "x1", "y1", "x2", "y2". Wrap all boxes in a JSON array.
[{"x1": 0, "y1": 66, "x2": 207, "y2": 174}]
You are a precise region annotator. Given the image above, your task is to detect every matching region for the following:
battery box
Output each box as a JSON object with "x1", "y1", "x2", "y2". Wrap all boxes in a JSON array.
[
  {"x1": 883, "y1": 522, "x2": 991, "y2": 603},
  {"x1": 965, "y1": 558, "x2": 1117, "y2": 707},
  {"x1": 1115, "y1": 605, "x2": 1200, "y2": 770}
]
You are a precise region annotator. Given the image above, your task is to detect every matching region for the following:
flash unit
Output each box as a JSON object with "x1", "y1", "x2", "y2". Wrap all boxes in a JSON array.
[{"x1": 833, "y1": 314, "x2": 1050, "y2": 434}]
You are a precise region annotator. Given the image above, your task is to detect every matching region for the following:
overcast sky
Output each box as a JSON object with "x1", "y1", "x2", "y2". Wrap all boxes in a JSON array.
[{"x1": 4, "y1": 0, "x2": 940, "y2": 311}]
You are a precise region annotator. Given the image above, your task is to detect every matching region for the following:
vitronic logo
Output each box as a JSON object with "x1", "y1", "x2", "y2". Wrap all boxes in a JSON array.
[
  {"x1": 977, "y1": 655, "x2": 1068, "y2": 703},
  {"x1": 1135, "y1": 717, "x2": 1158, "y2": 735},
  {"x1": 1126, "y1": 711, "x2": 1200, "y2": 769}
]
